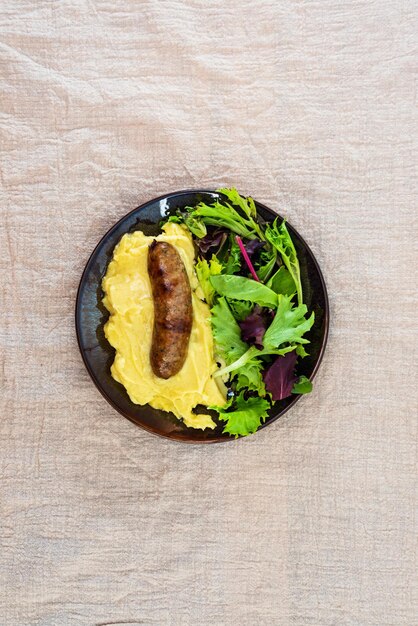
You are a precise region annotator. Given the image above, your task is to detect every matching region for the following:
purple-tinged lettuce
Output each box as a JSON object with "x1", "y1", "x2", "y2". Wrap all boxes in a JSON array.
[
  {"x1": 263, "y1": 351, "x2": 298, "y2": 401},
  {"x1": 245, "y1": 239, "x2": 265, "y2": 257},
  {"x1": 197, "y1": 229, "x2": 227, "y2": 257},
  {"x1": 239, "y1": 305, "x2": 266, "y2": 349}
]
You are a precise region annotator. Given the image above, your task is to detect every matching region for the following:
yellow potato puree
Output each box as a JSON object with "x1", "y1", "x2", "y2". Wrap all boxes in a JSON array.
[{"x1": 102, "y1": 222, "x2": 226, "y2": 429}]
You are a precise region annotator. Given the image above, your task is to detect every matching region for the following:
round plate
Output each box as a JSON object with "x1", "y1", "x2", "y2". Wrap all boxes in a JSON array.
[{"x1": 75, "y1": 190, "x2": 329, "y2": 443}]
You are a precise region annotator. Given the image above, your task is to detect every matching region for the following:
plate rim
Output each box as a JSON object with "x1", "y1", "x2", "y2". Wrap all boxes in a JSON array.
[{"x1": 75, "y1": 189, "x2": 329, "y2": 443}]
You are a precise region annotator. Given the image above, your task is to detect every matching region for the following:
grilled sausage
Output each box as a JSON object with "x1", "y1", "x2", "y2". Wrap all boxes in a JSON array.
[{"x1": 148, "y1": 240, "x2": 193, "y2": 379}]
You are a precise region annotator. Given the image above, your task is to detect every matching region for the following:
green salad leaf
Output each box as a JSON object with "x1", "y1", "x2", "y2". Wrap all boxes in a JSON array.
[
  {"x1": 267, "y1": 266, "x2": 295, "y2": 296},
  {"x1": 165, "y1": 215, "x2": 182, "y2": 224},
  {"x1": 184, "y1": 215, "x2": 207, "y2": 238},
  {"x1": 195, "y1": 256, "x2": 223, "y2": 306},
  {"x1": 217, "y1": 187, "x2": 258, "y2": 219},
  {"x1": 255, "y1": 247, "x2": 277, "y2": 282},
  {"x1": 226, "y1": 299, "x2": 253, "y2": 322},
  {"x1": 210, "y1": 275, "x2": 278, "y2": 309},
  {"x1": 263, "y1": 295, "x2": 314, "y2": 348},
  {"x1": 292, "y1": 375, "x2": 313, "y2": 394},
  {"x1": 224, "y1": 234, "x2": 242, "y2": 274},
  {"x1": 236, "y1": 360, "x2": 266, "y2": 396},
  {"x1": 184, "y1": 188, "x2": 264, "y2": 240},
  {"x1": 296, "y1": 345, "x2": 309, "y2": 358},
  {"x1": 212, "y1": 391, "x2": 270, "y2": 437},
  {"x1": 214, "y1": 344, "x2": 295, "y2": 380},
  {"x1": 210, "y1": 297, "x2": 248, "y2": 365},
  {"x1": 265, "y1": 219, "x2": 303, "y2": 305}
]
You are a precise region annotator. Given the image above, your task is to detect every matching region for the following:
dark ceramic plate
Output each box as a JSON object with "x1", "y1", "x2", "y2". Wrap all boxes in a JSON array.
[{"x1": 75, "y1": 190, "x2": 329, "y2": 443}]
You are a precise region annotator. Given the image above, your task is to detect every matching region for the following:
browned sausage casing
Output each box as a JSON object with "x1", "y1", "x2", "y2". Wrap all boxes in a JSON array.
[{"x1": 148, "y1": 240, "x2": 193, "y2": 379}]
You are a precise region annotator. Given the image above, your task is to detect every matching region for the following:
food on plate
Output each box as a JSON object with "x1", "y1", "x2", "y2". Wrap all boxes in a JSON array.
[
  {"x1": 102, "y1": 189, "x2": 315, "y2": 437},
  {"x1": 102, "y1": 222, "x2": 226, "y2": 430},
  {"x1": 148, "y1": 240, "x2": 192, "y2": 379}
]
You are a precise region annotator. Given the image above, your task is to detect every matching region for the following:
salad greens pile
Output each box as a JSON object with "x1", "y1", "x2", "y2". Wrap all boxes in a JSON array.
[{"x1": 166, "y1": 188, "x2": 315, "y2": 437}]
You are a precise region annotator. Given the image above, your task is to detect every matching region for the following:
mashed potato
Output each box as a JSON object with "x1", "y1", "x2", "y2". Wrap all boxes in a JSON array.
[{"x1": 102, "y1": 222, "x2": 226, "y2": 429}]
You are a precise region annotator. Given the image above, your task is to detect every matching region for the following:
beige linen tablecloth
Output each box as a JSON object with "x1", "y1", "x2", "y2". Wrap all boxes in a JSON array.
[{"x1": 1, "y1": 2, "x2": 417, "y2": 625}]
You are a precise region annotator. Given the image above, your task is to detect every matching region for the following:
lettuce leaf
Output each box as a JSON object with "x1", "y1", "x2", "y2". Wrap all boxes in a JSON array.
[
  {"x1": 267, "y1": 266, "x2": 295, "y2": 296},
  {"x1": 245, "y1": 239, "x2": 265, "y2": 257},
  {"x1": 292, "y1": 375, "x2": 313, "y2": 394},
  {"x1": 210, "y1": 275, "x2": 278, "y2": 309},
  {"x1": 239, "y1": 305, "x2": 267, "y2": 349},
  {"x1": 185, "y1": 188, "x2": 265, "y2": 240},
  {"x1": 265, "y1": 219, "x2": 303, "y2": 305},
  {"x1": 263, "y1": 295, "x2": 314, "y2": 348},
  {"x1": 212, "y1": 391, "x2": 270, "y2": 437},
  {"x1": 195, "y1": 255, "x2": 223, "y2": 306},
  {"x1": 224, "y1": 234, "x2": 242, "y2": 274},
  {"x1": 296, "y1": 345, "x2": 309, "y2": 358},
  {"x1": 255, "y1": 246, "x2": 278, "y2": 282},
  {"x1": 210, "y1": 297, "x2": 248, "y2": 365},
  {"x1": 226, "y1": 299, "x2": 253, "y2": 322},
  {"x1": 196, "y1": 229, "x2": 227, "y2": 257},
  {"x1": 263, "y1": 351, "x2": 297, "y2": 401},
  {"x1": 184, "y1": 214, "x2": 207, "y2": 238},
  {"x1": 217, "y1": 187, "x2": 258, "y2": 221},
  {"x1": 235, "y1": 360, "x2": 266, "y2": 396},
  {"x1": 214, "y1": 344, "x2": 295, "y2": 380}
]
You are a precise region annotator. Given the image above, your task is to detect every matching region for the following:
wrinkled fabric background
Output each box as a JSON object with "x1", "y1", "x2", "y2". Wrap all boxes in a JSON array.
[{"x1": 0, "y1": 1, "x2": 417, "y2": 625}]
